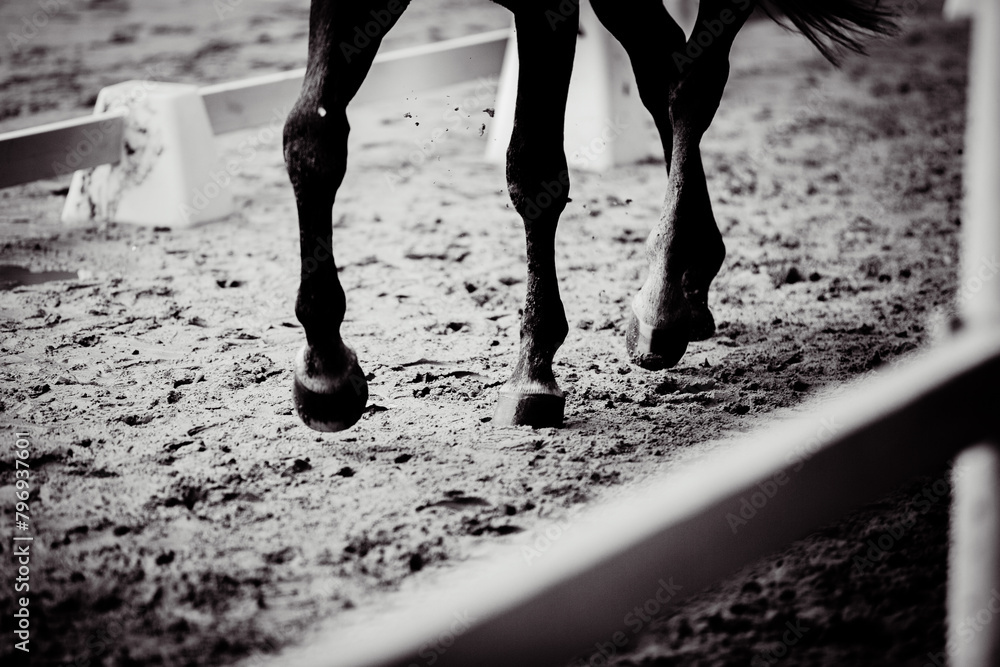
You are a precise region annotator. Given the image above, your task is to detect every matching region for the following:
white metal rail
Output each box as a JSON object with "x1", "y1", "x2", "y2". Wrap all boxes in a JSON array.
[
  {"x1": 0, "y1": 29, "x2": 509, "y2": 189},
  {"x1": 946, "y1": 0, "x2": 1000, "y2": 664},
  {"x1": 275, "y1": 330, "x2": 1000, "y2": 667}
]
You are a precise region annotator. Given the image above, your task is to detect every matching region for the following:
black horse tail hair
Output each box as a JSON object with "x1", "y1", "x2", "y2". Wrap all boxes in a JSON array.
[{"x1": 759, "y1": 0, "x2": 900, "y2": 65}]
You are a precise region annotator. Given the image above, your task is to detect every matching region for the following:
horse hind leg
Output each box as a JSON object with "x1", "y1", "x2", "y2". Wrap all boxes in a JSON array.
[
  {"x1": 284, "y1": 0, "x2": 409, "y2": 431},
  {"x1": 594, "y1": 0, "x2": 751, "y2": 370}
]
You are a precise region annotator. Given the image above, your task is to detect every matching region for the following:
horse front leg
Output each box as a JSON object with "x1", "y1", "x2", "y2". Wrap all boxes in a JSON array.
[
  {"x1": 285, "y1": 0, "x2": 408, "y2": 431},
  {"x1": 493, "y1": 2, "x2": 579, "y2": 428}
]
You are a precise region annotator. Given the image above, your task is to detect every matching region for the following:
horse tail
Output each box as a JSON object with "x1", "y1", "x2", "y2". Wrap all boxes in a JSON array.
[{"x1": 759, "y1": 0, "x2": 900, "y2": 64}]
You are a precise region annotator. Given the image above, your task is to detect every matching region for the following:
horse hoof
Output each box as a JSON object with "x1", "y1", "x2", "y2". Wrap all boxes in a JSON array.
[
  {"x1": 494, "y1": 391, "x2": 565, "y2": 428},
  {"x1": 688, "y1": 303, "x2": 716, "y2": 342},
  {"x1": 292, "y1": 345, "x2": 369, "y2": 432},
  {"x1": 626, "y1": 311, "x2": 689, "y2": 370}
]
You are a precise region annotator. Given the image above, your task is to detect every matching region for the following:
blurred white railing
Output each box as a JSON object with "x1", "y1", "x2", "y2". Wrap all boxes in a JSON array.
[{"x1": 0, "y1": 29, "x2": 509, "y2": 190}]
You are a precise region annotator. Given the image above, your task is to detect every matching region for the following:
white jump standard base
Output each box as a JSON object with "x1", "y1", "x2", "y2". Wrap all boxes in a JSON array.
[
  {"x1": 486, "y1": 0, "x2": 652, "y2": 172},
  {"x1": 61, "y1": 80, "x2": 233, "y2": 227}
]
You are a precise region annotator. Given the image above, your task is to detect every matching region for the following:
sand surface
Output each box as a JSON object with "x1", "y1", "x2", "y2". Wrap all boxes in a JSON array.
[{"x1": 0, "y1": 1, "x2": 972, "y2": 665}]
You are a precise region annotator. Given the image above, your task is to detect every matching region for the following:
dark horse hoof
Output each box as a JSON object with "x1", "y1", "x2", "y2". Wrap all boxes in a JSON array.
[
  {"x1": 494, "y1": 391, "x2": 565, "y2": 428},
  {"x1": 292, "y1": 344, "x2": 369, "y2": 432},
  {"x1": 686, "y1": 292, "x2": 717, "y2": 342},
  {"x1": 688, "y1": 304, "x2": 716, "y2": 342},
  {"x1": 625, "y1": 309, "x2": 689, "y2": 371}
]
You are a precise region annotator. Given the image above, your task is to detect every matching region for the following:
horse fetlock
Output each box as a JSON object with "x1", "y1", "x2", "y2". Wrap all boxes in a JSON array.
[
  {"x1": 684, "y1": 287, "x2": 717, "y2": 342},
  {"x1": 543, "y1": 311, "x2": 570, "y2": 351},
  {"x1": 295, "y1": 279, "x2": 347, "y2": 333},
  {"x1": 294, "y1": 342, "x2": 356, "y2": 388},
  {"x1": 681, "y1": 264, "x2": 720, "y2": 342}
]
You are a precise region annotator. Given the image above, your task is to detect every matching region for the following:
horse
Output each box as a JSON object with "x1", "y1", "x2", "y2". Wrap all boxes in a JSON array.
[{"x1": 282, "y1": 0, "x2": 897, "y2": 432}]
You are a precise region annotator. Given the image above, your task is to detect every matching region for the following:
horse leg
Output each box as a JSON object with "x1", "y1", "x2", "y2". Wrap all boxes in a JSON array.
[
  {"x1": 595, "y1": 0, "x2": 753, "y2": 369},
  {"x1": 591, "y1": 0, "x2": 686, "y2": 174},
  {"x1": 493, "y1": 1, "x2": 579, "y2": 428},
  {"x1": 284, "y1": 0, "x2": 409, "y2": 431}
]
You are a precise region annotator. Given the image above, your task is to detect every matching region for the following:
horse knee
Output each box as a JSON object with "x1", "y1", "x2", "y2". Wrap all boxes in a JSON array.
[
  {"x1": 283, "y1": 101, "x2": 349, "y2": 193},
  {"x1": 506, "y1": 149, "x2": 571, "y2": 224}
]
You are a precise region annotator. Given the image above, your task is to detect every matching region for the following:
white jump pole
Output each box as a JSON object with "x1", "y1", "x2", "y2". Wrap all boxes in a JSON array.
[
  {"x1": 24, "y1": 30, "x2": 508, "y2": 226},
  {"x1": 486, "y1": 0, "x2": 654, "y2": 172},
  {"x1": 946, "y1": 0, "x2": 1000, "y2": 665}
]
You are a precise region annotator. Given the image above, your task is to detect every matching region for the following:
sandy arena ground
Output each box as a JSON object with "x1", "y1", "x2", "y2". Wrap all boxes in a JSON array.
[{"x1": 0, "y1": 1, "x2": 974, "y2": 665}]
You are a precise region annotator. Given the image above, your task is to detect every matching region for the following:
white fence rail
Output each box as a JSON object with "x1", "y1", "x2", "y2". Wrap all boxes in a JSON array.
[
  {"x1": 0, "y1": 111, "x2": 126, "y2": 190},
  {"x1": 279, "y1": 331, "x2": 999, "y2": 667},
  {"x1": 0, "y1": 29, "x2": 509, "y2": 190},
  {"x1": 199, "y1": 28, "x2": 508, "y2": 135}
]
